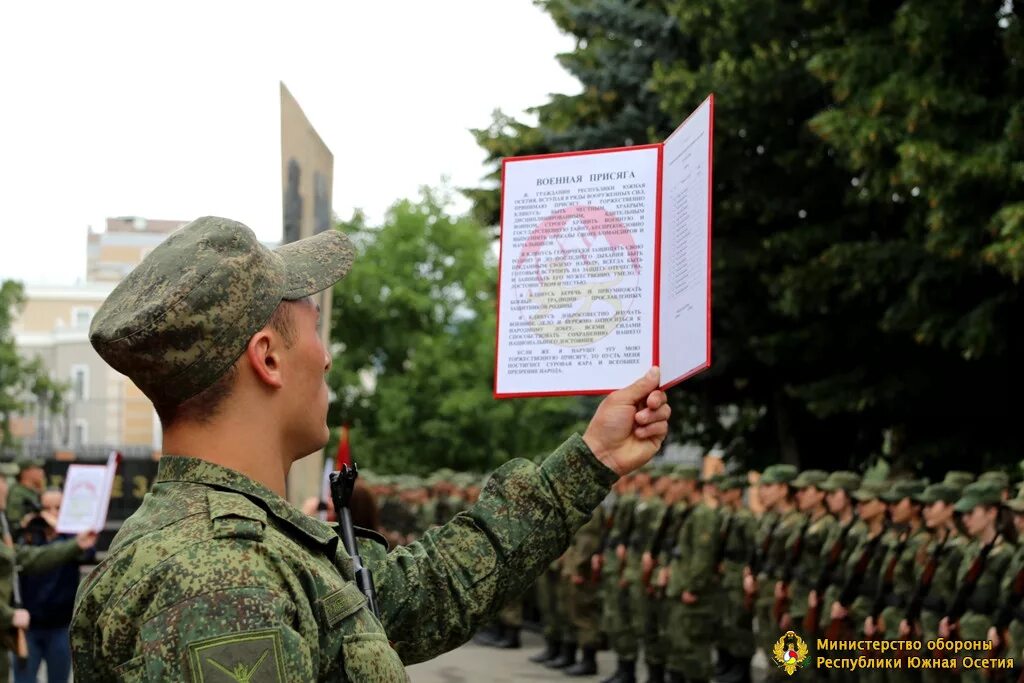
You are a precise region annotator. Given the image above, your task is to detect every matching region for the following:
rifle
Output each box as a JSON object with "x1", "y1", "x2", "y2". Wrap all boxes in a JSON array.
[
  {"x1": 714, "y1": 508, "x2": 735, "y2": 574},
  {"x1": 934, "y1": 533, "x2": 999, "y2": 661},
  {"x1": 985, "y1": 559, "x2": 1024, "y2": 665},
  {"x1": 824, "y1": 530, "x2": 884, "y2": 642},
  {"x1": 592, "y1": 498, "x2": 619, "y2": 583},
  {"x1": 745, "y1": 514, "x2": 781, "y2": 611},
  {"x1": 773, "y1": 515, "x2": 812, "y2": 625},
  {"x1": 644, "y1": 505, "x2": 675, "y2": 588},
  {"x1": 0, "y1": 515, "x2": 28, "y2": 666},
  {"x1": 803, "y1": 518, "x2": 855, "y2": 635},
  {"x1": 903, "y1": 533, "x2": 946, "y2": 631},
  {"x1": 329, "y1": 465, "x2": 379, "y2": 619},
  {"x1": 867, "y1": 530, "x2": 909, "y2": 639}
]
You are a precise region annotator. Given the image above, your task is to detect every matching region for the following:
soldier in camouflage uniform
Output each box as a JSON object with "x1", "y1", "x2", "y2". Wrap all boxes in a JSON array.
[
  {"x1": 597, "y1": 475, "x2": 640, "y2": 683},
  {"x1": 778, "y1": 470, "x2": 834, "y2": 681},
  {"x1": 658, "y1": 466, "x2": 718, "y2": 683},
  {"x1": 746, "y1": 464, "x2": 800, "y2": 679},
  {"x1": 7, "y1": 457, "x2": 45, "y2": 535},
  {"x1": 869, "y1": 480, "x2": 929, "y2": 683},
  {"x1": 813, "y1": 471, "x2": 864, "y2": 635},
  {"x1": 71, "y1": 216, "x2": 672, "y2": 681},
  {"x1": 631, "y1": 467, "x2": 671, "y2": 680},
  {"x1": 563, "y1": 504, "x2": 607, "y2": 676},
  {"x1": 715, "y1": 474, "x2": 756, "y2": 683},
  {"x1": 902, "y1": 483, "x2": 968, "y2": 683},
  {"x1": 940, "y1": 482, "x2": 1015, "y2": 683},
  {"x1": 991, "y1": 493, "x2": 1024, "y2": 680},
  {"x1": 0, "y1": 476, "x2": 97, "y2": 681},
  {"x1": 643, "y1": 467, "x2": 689, "y2": 683},
  {"x1": 827, "y1": 480, "x2": 889, "y2": 682}
]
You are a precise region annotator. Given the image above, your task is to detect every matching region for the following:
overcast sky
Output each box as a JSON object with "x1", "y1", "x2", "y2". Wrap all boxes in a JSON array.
[{"x1": 0, "y1": 1, "x2": 580, "y2": 285}]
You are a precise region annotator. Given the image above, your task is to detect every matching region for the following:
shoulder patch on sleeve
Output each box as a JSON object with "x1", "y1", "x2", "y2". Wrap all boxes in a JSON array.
[
  {"x1": 208, "y1": 491, "x2": 267, "y2": 541},
  {"x1": 187, "y1": 628, "x2": 285, "y2": 683}
]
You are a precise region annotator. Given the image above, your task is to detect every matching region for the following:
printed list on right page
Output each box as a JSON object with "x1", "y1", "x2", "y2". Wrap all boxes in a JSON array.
[{"x1": 658, "y1": 96, "x2": 713, "y2": 386}]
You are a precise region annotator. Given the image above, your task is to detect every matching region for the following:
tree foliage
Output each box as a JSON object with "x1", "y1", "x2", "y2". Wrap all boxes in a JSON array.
[
  {"x1": 469, "y1": 0, "x2": 1024, "y2": 475},
  {"x1": 326, "y1": 189, "x2": 589, "y2": 474},
  {"x1": 0, "y1": 280, "x2": 65, "y2": 449}
]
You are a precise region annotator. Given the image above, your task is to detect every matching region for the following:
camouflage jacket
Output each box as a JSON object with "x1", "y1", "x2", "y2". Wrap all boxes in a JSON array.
[
  {"x1": 0, "y1": 536, "x2": 83, "y2": 629},
  {"x1": 6, "y1": 483, "x2": 40, "y2": 530},
  {"x1": 666, "y1": 502, "x2": 719, "y2": 598},
  {"x1": 718, "y1": 505, "x2": 755, "y2": 591},
  {"x1": 71, "y1": 433, "x2": 615, "y2": 682},
  {"x1": 785, "y1": 511, "x2": 836, "y2": 618}
]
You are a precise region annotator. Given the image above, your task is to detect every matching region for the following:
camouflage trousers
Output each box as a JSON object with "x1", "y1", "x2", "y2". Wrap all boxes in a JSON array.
[
  {"x1": 632, "y1": 585, "x2": 669, "y2": 667},
  {"x1": 568, "y1": 577, "x2": 602, "y2": 649},
  {"x1": 537, "y1": 567, "x2": 568, "y2": 642},
  {"x1": 717, "y1": 570, "x2": 756, "y2": 659},
  {"x1": 664, "y1": 596, "x2": 714, "y2": 682},
  {"x1": 602, "y1": 578, "x2": 638, "y2": 659}
]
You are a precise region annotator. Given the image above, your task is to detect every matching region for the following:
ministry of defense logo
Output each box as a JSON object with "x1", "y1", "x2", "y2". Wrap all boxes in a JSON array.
[{"x1": 772, "y1": 630, "x2": 810, "y2": 676}]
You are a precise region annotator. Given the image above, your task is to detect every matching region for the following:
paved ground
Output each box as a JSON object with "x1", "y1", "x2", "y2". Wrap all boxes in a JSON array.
[{"x1": 408, "y1": 630, "x2": 770, "y2": 683}]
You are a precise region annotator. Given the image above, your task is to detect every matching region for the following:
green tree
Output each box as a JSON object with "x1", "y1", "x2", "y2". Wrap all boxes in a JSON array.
[
  {"x1": 470, "y1": 0, "x2": 1024, "y2": 475},
  {"x1": 0, "y1": 280, "x2": 64, "y2": 449},
  {"x1": 326, "y1": 188, "x2": 588, "y2": 474}
]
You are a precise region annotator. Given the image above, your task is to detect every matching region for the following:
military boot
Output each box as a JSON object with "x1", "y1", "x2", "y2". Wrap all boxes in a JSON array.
[
  {"x1": 529, "y1": 637, "x2": 560, "y2": 664},
  {"x1": 546, "y1": 641, "x2": 577, "y2": 669},
  {"x1": 472, "y1": 623, "x2": 503, "y2": 647},
  {"x1": 564, "y1": 647, "x2": 598, "y2": 676},
  {"x1": 493, "y1": 626, "x2": 521, "y2": 649},
  {"x1": 601, "y1": 658, "x2": 637, "y2": 683}
]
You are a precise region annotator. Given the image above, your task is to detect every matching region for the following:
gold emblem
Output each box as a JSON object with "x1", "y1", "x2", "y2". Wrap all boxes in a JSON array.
[
  {"x1": 206, "y1": 648, "x2": 270, "y2": 682},
  {"x1": 772, "y1": 630, "x2": 809, "y2": 676}
]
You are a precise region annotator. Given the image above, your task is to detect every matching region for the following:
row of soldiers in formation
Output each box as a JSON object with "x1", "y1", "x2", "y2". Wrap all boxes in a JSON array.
[{"x1": 467, "y1": 463, "x2": 1024, "y2": 683}]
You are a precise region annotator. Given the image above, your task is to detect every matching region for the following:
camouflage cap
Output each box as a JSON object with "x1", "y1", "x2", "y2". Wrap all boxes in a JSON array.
[
  {"x1": 760, "y1": 464, "x2": 798, "y2": 485},
  {"x1": 820, "y1": 471, "x2": 861, "y2": 493},
  {"x1": 791, "y1": 469, "x2": 828, "y2": 489},
  {"x1": 943, "y1": 471, "x2": 975, "y2": 489},
  {"x1": 89, "y1": 216, "x2": 355, "y2": 405},
  {"x1": 954, "y1": 482, "x2": 1003, "y2": 513},
  {"x1": 977, "y1": 471, "x2": 1010, "y2": 491},
  {"x1": 916, "y1": 483, "x2": 962, "y2": 505},
  {"x1": 1005, "y1": 495, "x2": 1024, "y2": 514},
  {"x1": 719, "y1": 475, "x2": 745, "y2": 491},
  {"x1": 673, "y1": 465, "x2": 700, "y2": 481},
  {"x1": 852, "y1": 479, "x2": 890, "y2": 502},
  {"x1": 15, "y1": 457, "x2": 45, "y2": 472},
  {"x1": 881, "y1": 479, "x2": 926, "y2": 504}
]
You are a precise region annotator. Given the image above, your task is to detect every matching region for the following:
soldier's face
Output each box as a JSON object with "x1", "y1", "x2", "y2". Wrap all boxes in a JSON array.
[
  {"x1": 798, "y1": 486, "x2": 824, "y2": 512},
  {"x1": 1015, "y1": 513, "x2": 1024, "y2": 536},
  {"x1": 826, "y1": 489, "x2": 849, "y2": 515},
  {"x1": 890, "y1": 497, "x2": 912, "y2": 524},
  {"x1": 282, "y1": 299, "x2": 332, "y2": 455},
  {"x1": 962, "y1": 505, "x2": 996, "y2": 537},
  {"x1": 857, "y1": 498, "x2": 884, "y2": 521}
]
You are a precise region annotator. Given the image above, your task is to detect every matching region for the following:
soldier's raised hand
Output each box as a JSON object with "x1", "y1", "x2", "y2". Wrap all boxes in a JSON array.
[{"x1": 583, "y1": 367, "x2": 670, "y2": 476}]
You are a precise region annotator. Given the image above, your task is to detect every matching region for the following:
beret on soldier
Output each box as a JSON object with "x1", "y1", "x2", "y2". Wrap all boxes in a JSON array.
[
  {"x1": 89, "y1": 216, "x2": 355, "y2": 405},
  {"x1": 15, "y1": 457, "x2": 45, "y2": 472},
  {"x1": 760, "y1": 464, "x2": 798, "y2": 485},
  {"x1": 719, "y1": 475, "x2": 744, "y2": 491}
]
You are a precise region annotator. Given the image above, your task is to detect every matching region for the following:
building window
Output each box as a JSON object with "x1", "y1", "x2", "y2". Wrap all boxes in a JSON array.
[
  {"x1": 73, "y1": 419, "x2": 88, "y2": 447},
  {"x1": 71, "y1": 364, "x2": 89, "y2": 402},
  {"x1": 71, "y1": 306, "x2": 95, "y2": 329}
]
